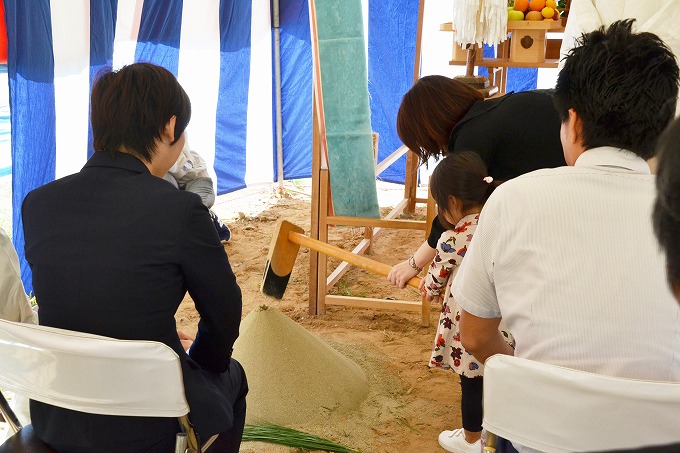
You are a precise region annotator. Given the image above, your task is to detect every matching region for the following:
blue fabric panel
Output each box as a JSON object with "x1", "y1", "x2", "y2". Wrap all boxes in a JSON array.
[
  {"x1": 214, "y1": 0, "x2": 251, "y2": 195},
  {"x1": 479, "y1": 44, "x2": 537, "y2": 92},
  {"x1": 315, "y1": 0, "x2": 380, "y2": 218},
  {"x1": 278, "y1": 0, "x2": 312, "y2": 181},
  {"x1": 368, "y1": 0, "x2": 418, "y2": 184},
  {"x1": 506, "y1": 66, "x2": 537, "y2": 92},
  {"x1": 5, "y1": 0, "x2": 57, "y2": 292},
  {"x1": 135, "y1": 0, "x2": 183, "y2": 76},
  {"x1": 88, "y1": 0, "x2": 117, "y2": 158}
]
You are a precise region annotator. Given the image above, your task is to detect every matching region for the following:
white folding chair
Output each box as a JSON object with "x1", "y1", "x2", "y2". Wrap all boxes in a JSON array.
[
  {"x1": 0, "y1": 319, "x2": 210, "y2": 452},
  {"x1": 483, "y1": 354, "x2": 680, "y2": 453}
]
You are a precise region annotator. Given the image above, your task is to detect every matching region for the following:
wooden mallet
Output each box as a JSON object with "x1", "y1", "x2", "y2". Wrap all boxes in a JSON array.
[{"x1": 261, "y1": 220, "x2": 422, "y2": 299}]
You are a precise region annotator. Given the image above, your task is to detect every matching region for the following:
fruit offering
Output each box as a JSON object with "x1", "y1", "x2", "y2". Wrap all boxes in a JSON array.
[{"x1": 508, "y1": 0, "x2": 561, "y2": 20}]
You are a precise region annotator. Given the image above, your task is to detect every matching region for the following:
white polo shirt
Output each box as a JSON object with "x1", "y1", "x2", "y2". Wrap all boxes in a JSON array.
[{"x1": 453, "y1": 147, "x2": 680, "y2": 381}]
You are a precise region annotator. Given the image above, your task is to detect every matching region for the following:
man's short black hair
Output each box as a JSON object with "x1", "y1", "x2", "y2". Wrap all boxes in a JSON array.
[
  {"x1": 654, "y1": 117, "x2": 680, "y2": 290},
  {"x1": 554, "y1": 19, "x2": 679, "y2": 159},
  {"x1": 91, "y1": 63, "x2": 191, "y2": 162}
]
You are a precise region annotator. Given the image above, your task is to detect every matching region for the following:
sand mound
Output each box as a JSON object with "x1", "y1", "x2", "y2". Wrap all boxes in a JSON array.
[{"x1": 232, "y1": 305, "x2": 368, "y2": 425}]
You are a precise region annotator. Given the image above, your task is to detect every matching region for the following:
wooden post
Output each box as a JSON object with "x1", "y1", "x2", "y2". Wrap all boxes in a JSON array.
[
  {"x1": 308, "y1": 0, "x2": 330, "y2": 315},
  {"x1": 309, "y1": 95, "x2": 321, "y2": 315},
  {"x1": 465, "y1": 45, "x2": 477, "y2": 77},
  {"x1": 403, "y1": 0, "x2": 425, "y2": 214}
]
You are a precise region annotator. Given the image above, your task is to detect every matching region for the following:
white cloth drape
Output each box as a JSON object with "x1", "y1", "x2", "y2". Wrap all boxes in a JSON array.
[{"x1": 452, "y1": 0, "x2": 508, "y2": 47}]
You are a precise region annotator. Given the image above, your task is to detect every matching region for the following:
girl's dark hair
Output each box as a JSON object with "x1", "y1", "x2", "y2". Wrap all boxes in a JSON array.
[
  {"x1": 397, "y1": 76, "x2": 484, "y2": 164},
  {"x1": 653, "y1": 116, "x2": 680, "y2": 289},
  {"x1": 430, "y1": 151, "x2": 500, "y2": 229},
  {"x1": 91, "y1": 63, "x2": 191, "y2": 162}
]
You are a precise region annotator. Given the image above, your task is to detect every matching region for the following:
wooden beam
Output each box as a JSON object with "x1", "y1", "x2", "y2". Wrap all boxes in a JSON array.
[
  {"x1": 375, "y1": 145, "x2": 408, "y2": 176},
  {"x1": 325, "y1": 295, "x2": 422, "y2": 312},
  {"x1": 326, "y1": 216, "x2": 426, "y2": 230}
]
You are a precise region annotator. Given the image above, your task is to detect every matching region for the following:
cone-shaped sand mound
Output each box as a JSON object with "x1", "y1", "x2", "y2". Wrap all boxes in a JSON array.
[{"x1": 232, "y1": 305, "x2": 368, "y2": 425}]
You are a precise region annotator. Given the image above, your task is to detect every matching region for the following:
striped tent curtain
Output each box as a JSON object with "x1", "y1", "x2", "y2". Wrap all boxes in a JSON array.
[{"x1": 3, "y1": 0, "x2": 419, "y2": 291}]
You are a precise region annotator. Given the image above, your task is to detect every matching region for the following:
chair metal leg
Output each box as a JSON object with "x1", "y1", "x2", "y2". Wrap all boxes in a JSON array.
[
  {"x1": 175, "y1": 433, "x2": 188, "y2": 453},
  {"x1": 0, "y1": 391, "x2": 23, "y2": 434}
]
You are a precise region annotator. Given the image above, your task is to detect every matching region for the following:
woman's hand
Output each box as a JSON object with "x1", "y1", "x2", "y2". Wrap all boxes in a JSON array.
[
  {"x1": 388, "y1": 260, "x2": 419, "y2": 288},
  {"x1": 387, "y1": 242, "x2": 436, "y2": 288},
  {"x1": 177, "y1": 329, "x2": 195, "y2": 352}
]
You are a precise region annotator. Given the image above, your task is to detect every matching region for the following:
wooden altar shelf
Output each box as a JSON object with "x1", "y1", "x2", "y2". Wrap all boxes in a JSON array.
[
  {"x1": 441, "y1": 20, "x2": 565, "y2": 94},
  {"x1": 442, "y1": 20, "x2": 564, "y2": 67}
]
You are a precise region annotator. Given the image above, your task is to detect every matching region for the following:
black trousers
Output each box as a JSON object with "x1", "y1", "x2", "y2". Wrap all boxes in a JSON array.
[
  {"x1": 204, "y1": 359, "x2": 249, "y2": 453},
  {"x1": 459, "y1": 375, "x2": 483, "y2": 432}
]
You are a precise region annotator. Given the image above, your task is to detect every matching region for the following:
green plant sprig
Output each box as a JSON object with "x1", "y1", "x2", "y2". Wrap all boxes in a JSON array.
[{"x1": 242, "y1": 423, "x2": 359, "y2": 452}]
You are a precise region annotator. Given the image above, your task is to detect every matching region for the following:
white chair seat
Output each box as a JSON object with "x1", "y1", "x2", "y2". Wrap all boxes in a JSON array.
[
  {"x1": 0, "y1": 319, "x2": 194, "y2": 451},
  {"x1": 483, "y1": 354, "x2": 680, "y2": 452}
]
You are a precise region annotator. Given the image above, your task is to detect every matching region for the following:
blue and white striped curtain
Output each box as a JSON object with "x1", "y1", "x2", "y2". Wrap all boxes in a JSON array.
[{"x1": 4, "y1": 0, "x2": 418, "y2": 291}]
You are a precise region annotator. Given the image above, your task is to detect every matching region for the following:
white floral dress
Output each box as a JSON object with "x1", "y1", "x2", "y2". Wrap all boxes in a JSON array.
[{"x1": 425, "y1": 214, "x2": 514, "y2": 377}]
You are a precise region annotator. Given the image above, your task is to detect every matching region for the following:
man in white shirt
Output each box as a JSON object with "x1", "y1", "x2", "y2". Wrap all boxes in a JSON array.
[
  {"x1": 0, "y1": 226, "x2": 36, "y2": 427},
  {"x1": 654, "y1": 117, "x2": 680, "y2": 304},
  {"x1": 0, "y1": 227, "x2": 36, "y2": 324},
  {"x1": 454, "y1": 19, "x2": 680, "y2": 389}
]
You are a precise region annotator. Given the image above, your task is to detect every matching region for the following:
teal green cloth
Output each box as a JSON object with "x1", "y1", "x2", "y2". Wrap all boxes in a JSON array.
[{"x1": 316, "y1": 0, "x2": 380, "y2": 218}]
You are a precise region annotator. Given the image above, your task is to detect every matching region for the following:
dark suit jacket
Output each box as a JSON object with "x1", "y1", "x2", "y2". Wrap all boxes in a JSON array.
[{"x1": 22, "y1": 151, "x2": 242, "y2": 452}]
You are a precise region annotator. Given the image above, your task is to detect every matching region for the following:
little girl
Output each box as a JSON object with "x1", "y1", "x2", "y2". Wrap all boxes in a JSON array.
[{"x1": 419, "y1": 151, "x2": 514, "y2": 453}]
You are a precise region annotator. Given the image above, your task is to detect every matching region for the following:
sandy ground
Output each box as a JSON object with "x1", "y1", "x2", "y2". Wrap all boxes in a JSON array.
[{"x1": 175, "y1": 181, "x2": 463, "y2": 453}]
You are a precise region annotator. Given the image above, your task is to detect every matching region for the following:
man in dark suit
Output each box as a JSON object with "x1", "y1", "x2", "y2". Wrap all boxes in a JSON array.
[{"x1": 22, "y1": 63, "x2": 247, "y2": 453}]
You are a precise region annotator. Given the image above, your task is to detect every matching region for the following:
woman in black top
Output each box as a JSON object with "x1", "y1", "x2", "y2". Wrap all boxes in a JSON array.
[{"x1": 388, "y1": 75, "x2": 565, "y2": 292}]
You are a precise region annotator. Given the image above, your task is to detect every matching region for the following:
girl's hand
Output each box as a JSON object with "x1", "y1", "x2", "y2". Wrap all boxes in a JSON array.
[
  {"x1": 388, "y1": 260, "x2": 419, "y2": 288},
  {"x1": 418, "y1": 279, "x2": 435, "y2": 301},
  {"x1": 418, "y1": 278, "x2": 427, "y2": 297},
  {"x1": 177, "y1": 329, "x2": 195, "y2": 351}
]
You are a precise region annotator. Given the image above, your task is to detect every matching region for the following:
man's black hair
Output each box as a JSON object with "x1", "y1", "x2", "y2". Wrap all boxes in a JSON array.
[{"x1": 554, "y1": 19, "x2": 679, "y2": 159}]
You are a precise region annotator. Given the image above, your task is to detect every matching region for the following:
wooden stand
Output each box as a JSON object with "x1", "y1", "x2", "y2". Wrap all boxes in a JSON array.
[
  {"x1": 307, "y1": 0, "x2": 432, "y2": 326},
  {"x1": 442, "y1": 19, "x2": 565, "y2": 95},
  {"x1": 507, "y1": 20, "x2": 564, "y2": 63}
]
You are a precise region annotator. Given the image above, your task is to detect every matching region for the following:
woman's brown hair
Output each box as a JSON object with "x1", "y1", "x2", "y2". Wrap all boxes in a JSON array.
[{"x1": 397, "y1": 75, "x2": 483, "y2": 164}]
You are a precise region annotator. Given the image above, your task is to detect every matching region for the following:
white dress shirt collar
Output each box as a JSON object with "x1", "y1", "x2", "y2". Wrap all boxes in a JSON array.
[{"x1": 574, "y1": 146, "x2": 651, "y2": 174}]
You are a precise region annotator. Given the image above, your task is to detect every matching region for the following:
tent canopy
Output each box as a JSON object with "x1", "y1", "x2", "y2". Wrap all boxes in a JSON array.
[{"x1": 4, "y1": 0, "x2": 537, "y2": 291}]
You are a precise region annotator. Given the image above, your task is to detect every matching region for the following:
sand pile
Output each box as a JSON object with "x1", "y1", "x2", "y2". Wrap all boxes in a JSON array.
[{"x1": 232, "y1": 305, "x2": 368, "y2": 425}]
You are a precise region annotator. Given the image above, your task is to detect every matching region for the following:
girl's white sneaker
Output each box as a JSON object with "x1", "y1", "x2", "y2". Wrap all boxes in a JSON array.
[{"x1": 438, "y1": 428, "x2": 482, "y2": 453}]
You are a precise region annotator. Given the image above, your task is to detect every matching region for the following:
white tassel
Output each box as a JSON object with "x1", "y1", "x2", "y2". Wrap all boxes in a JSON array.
[
  {"x1": 452, "y1": 0, "x2": 482, "y2": 47},
  {"x1": 452, "y1": 0, "x2": 508, "y2": 47}
]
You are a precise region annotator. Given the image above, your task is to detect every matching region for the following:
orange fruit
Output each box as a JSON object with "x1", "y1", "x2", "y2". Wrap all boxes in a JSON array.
[
  {"x1": 541, "y1": 6, "x2": 554, "y2": 18},
  {"x1": 514, "y1": 0, "x2": 529, "y2": 12},
  {"x1": 545, "y1": 0, "x2": 557, "y2": 8},
  {"x1": 529, "y1": 0, "x2": 546, "y2": 11},
  {"x1": 525, "y1": 10, "x2": 544, "y2": 20}
]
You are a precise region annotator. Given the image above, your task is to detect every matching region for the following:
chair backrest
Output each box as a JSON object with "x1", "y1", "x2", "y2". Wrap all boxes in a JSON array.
[
  {"x1": 0, "y1": 319, "x2": 189, "y2": 418},
  {"x1": 483, "y1": 354, "x2": 680, "y2": 453}
]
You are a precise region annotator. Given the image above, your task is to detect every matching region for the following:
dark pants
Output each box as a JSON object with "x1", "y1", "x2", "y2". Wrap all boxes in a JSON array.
[
  {"x1": 495, "y1": 436, "x2": 520, "y2": 453},
  {"x1": 204, "y1": 359, "x2": 249, "y2": 453},
  {"x1": 459, "y1": 375, "x2": 484, "y2": 432}
]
